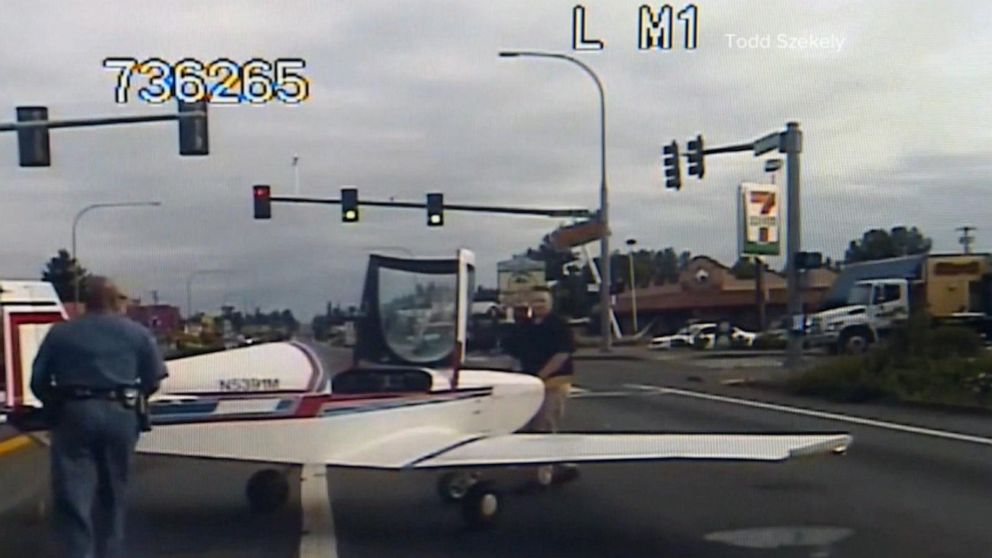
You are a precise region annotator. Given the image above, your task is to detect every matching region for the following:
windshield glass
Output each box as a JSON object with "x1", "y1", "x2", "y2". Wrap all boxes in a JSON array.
[
  {"x1": 847, "y1": 284, "x2": 872, "y2": 306},
  {"x1": 378, "y1": 267, "x2": 457, "y2": 363}
]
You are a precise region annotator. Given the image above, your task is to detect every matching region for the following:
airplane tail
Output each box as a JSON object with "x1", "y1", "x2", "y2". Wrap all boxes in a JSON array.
[{"x1": 1, "y1": 281, "x2": 67, "y2": 412}]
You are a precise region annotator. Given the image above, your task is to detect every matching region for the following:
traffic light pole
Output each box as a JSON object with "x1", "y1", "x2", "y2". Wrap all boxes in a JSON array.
[
  {"x1": 2, "y1": 102, "x2": 208, "y2": 166},
  {"x1": 0, "y1": 111, "x2": 205, "y2": 132},
  {"x1": 664, "y1": 122, "x2": 804, "y2": 371},
  {"x1": 782, "y1": 122, "x2": 803, "y2": 370},
  {"x1": 269, "y1": 195, "x2": 594, "y2": 219}
]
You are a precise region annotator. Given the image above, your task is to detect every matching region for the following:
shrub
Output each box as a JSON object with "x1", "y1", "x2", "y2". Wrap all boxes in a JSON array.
[
  {"x1": 787, "y1": 355, "x2": 890, "y2": 402},
  {"x1": 927, "y1": 327, "x2": 982, "y2": 360}
]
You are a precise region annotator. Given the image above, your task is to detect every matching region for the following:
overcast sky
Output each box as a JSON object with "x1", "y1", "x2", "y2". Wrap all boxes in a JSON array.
[{"x1": 1, "y1": 1, "x2": 989, "y2": 320}]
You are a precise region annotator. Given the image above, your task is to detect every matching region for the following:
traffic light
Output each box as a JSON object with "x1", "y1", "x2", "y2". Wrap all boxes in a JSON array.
[
  {"x1": 795, "y1": 251, "x2": 823, "y2": 270},
  {"x1": 662, "y1": 141, "x2": 681, "y2": 190},
  {"x1": 341, "y1": 188, "x2": 359, "y2": 222},
  {"x1": 687, "y1": 134, "x2": 704, "y2": 178},
  {"x1": 16, "y1": 106, "x2": 50, "y2": 167},
  {"x1": 253, "y1": 185, "x2": 271, "y2": 219},
  {"x1": 178, "y1": 100, "x2": 209, "y2": 156},
  {"x1": 426, "y1": 193, "x2": 443, "y2": 226}
]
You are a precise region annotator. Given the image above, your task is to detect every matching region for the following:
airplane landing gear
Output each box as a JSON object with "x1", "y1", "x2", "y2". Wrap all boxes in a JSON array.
[
  {"x1": 437, "y1": 471, "x2": 479, "y2": 502},
  {"x1": 536, "y1": 465, "x2": 555, "y2": 488},
  {"x1": 461, "y1": 482, "x2": 500, "y2": 528},
  {"x1": 246, "y1": 468, "x2": 290, "y2": 513}
]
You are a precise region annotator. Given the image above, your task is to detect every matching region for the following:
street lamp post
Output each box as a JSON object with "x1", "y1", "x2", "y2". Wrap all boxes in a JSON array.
[
  {"x1": 625, "y1": 238, "x2": 638, "y2": 335},
  {"x1": 186, "y1": 269, "x2": 234, "y2": 324},
  {"x1": 499, "y1": 50, "x2": 612, "y2": 351},
  {"x1": 72, "y1": 201, "x2": 162, "y2": 305}
]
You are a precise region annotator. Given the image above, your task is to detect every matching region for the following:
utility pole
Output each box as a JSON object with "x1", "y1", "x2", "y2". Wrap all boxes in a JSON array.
[
  {"x1": 957, "y1": 226, "x2": 976, "y2": 254},
  {"x1": 292, "y1": 155, "x2": 300, "y2": 195}
]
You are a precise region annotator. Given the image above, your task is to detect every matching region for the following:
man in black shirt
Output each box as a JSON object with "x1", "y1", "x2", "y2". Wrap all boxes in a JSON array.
[{"x1": 515, "y1": 287, "x2": 575, "y2": 433}]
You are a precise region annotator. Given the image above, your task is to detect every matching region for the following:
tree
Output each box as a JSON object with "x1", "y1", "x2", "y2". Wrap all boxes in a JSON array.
[
  {"x1": 678, "y1": 250, "x2": 693, "y2": 271},
  {"x1": 652, "y1": 248, "x2": 680, "y2": 284},
  {"x1": 280, "y1": 309, "x2": 299, "y2": 333},
  {"x1": 41, "y1": 249, "x2": 90, "y2": 302},
  {"x1": 730, "y1": 257, "x2": 757, "y2": 279},
  {"x1": 844, "y1": 226, "x2": 932, "y2": 263},
  {"x1": 525, "y1": 232, "x2": 579, "y2": 282}
]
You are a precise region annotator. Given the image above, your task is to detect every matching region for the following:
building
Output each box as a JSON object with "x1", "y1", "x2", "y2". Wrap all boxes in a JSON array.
[
  {"x1": 497, "y1": 255, "x2": 545, "y2": 309},
  {"x1": 127, "y1": 304, "x2": 183, "y2": 337},
  {"x1": 614, "y1": 256, "x2": 838, "y2": 334}
]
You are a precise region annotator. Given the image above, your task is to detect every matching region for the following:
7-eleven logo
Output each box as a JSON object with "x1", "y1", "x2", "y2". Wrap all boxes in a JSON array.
[{"x1": 749, "y1": 191, "x2": 776, "y2": 242}]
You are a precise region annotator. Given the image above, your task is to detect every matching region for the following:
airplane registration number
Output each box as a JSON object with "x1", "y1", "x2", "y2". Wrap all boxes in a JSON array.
[{"x1": 218, "y1": 378, "x2": 281, "y2": 392}]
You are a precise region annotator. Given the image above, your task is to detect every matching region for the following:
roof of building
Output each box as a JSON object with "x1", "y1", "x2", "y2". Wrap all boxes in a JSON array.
[{"x1": 497, "y1": 254, "x2": 544, "y2": 272}]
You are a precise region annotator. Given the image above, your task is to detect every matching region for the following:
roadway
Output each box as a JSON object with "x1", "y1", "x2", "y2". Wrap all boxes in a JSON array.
[{"x1": 2, "y1": 347, "x2": 992, "y2": 557}]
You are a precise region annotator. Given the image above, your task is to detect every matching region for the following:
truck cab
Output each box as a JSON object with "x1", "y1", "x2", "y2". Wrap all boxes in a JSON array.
[
  {"x1": 809, "y1": 278, "x2": 910, "y2": 353},
  {"x1": 810, "y1": 254, "x2": 992, "y2": 353}
]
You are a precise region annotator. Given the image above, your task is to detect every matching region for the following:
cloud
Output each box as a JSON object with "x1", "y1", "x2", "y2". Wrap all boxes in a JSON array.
[{"x1": 1, "y1": 0, "x2": 990, "y2": 319}]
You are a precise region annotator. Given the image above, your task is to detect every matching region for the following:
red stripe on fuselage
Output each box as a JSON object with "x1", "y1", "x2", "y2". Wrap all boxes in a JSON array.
[{"x1": 5, "y1": 311, "x2": 65, "y2": 407}]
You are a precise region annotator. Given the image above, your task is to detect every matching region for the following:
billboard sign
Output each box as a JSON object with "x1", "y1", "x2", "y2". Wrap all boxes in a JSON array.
[
  {"x1": 548, "y1": 219, "x2": 605, "y2": 251},
  {"x1": 738, "y1": 183, "x2": 781, "y2": 256}
]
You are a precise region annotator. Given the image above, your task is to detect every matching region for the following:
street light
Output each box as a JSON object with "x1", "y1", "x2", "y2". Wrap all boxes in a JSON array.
[
  {"x1": 499, "y1": 50, "x2": 612, "y2": 351},
  {"x1": 186, "y1": 268, "x2": 235, "y2": 322},
  {"x1": 72, "y1": 201, "x2": 162, "y2": 305},
  {"x1": 625, "y1": 238, "x2": 638, "y2": 335}
]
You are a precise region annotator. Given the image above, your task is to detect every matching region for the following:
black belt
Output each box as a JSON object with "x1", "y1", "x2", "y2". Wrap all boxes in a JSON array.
[{"x1": 57, "y1": 387, "x2": 131, "y2": 401}]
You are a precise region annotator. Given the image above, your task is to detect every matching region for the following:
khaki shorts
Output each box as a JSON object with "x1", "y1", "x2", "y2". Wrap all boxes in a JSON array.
[{"x1": 524, "y1": 379, "x2": 571, "y2": 433}]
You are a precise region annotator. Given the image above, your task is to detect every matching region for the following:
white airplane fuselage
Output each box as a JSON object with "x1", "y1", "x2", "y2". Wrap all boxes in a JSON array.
[{"x1": 137, "y1": 368, "x2": 547, "y2": 468}]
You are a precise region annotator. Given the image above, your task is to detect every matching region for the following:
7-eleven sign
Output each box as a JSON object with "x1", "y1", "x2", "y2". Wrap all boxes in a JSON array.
[{"x1": 738, "y1": 183, "x2": 781, "y2": 256}]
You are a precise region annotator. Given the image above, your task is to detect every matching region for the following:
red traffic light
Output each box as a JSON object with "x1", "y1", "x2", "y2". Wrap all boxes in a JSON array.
[{"x1": 253, "y1": 185, "x2": 271, "y2": 219}]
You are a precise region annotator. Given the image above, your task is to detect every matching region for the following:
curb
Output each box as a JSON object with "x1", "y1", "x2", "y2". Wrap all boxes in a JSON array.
[{"x1": 0, "y1": 435, "x2": 33, "y2": 457}]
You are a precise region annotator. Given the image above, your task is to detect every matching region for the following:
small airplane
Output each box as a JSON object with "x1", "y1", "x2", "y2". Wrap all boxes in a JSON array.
[{"x1": 1, "y1": 251, "x2": 851, "y2": 527}]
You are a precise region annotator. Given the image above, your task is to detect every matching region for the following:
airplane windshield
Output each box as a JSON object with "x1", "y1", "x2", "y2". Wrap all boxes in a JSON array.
[{"x1": 378, "y1": 267, "x2": 458, "y2": 364}]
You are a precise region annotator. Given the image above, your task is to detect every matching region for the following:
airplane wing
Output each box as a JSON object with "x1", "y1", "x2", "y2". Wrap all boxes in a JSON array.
[
  {"x1": 137, "y1": 406, "x2": 849, "y2": 468},
  {"x1": 408, "y1": 433, "x2": 852, "y2": 468}
]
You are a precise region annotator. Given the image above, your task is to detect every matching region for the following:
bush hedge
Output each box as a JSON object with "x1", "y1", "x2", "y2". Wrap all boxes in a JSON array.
[{"x1": 788, "y1": 314, "x2": 992, "y2": 408}]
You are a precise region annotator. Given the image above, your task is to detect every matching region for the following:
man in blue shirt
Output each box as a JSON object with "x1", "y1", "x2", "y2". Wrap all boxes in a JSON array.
[{"x1": 31, "y1": 276, "x2": 167, "y2": 558}]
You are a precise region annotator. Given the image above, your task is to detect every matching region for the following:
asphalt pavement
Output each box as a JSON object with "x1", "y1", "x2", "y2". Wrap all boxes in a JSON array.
[{"x1": 2, "y1": 348, "x2": 992, "y2": 557}]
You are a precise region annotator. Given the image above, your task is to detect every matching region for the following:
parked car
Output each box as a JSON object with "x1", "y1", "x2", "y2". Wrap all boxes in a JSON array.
[{"x1": 649, "y1": 322, "x2": 717, "y2": 350}]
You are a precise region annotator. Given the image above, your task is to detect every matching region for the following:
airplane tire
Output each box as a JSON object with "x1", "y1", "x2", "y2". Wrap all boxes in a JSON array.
[
  {"x1": 437, "y1": 471, "x2": 476, "y2": 503},
  {"x1": 535, "y1": 465, "x2": 555, "y2": 488},
  {"x1": 461, "y1": 482, "x2": 501, "y2": 528},
  {"x1": 246, "y1": 469, "x2": 290, "y2": 514},
  {"x1": 551, "y1": 464, "x2": 581, "y2": 485}
]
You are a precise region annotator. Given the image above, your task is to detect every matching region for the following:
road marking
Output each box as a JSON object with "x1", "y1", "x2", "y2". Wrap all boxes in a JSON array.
[
  {"x1": 624, "y1": 384, "x2": 992, "y2": 447},
  {"x1": 0, "y1": 435, "x2": 32, "y2": 457},
  {"x1": 570, "y1": 385, "x2": 672, "y2": 399},
  {"x1": 299, "y1": 463, "x2": 339, "y2": 558}
]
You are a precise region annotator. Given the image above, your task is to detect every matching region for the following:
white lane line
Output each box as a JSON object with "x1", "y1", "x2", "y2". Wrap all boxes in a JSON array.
[
  {"x1": 624, "y1": 383, "x2": 992, "y2": 447},
  {"x1": 299, "y1": 463, "x2": 339, "y2": 558}
]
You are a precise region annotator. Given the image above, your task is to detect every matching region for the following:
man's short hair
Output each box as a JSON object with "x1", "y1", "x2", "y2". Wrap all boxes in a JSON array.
[{"x1": 83, "y1": 276, "x2": 126, "y2": 313}]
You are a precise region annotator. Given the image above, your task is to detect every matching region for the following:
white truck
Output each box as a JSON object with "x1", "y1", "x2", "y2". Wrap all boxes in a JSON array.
[{"x1": 808, "y1": 254, "x2": 992, "y2": 353}]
